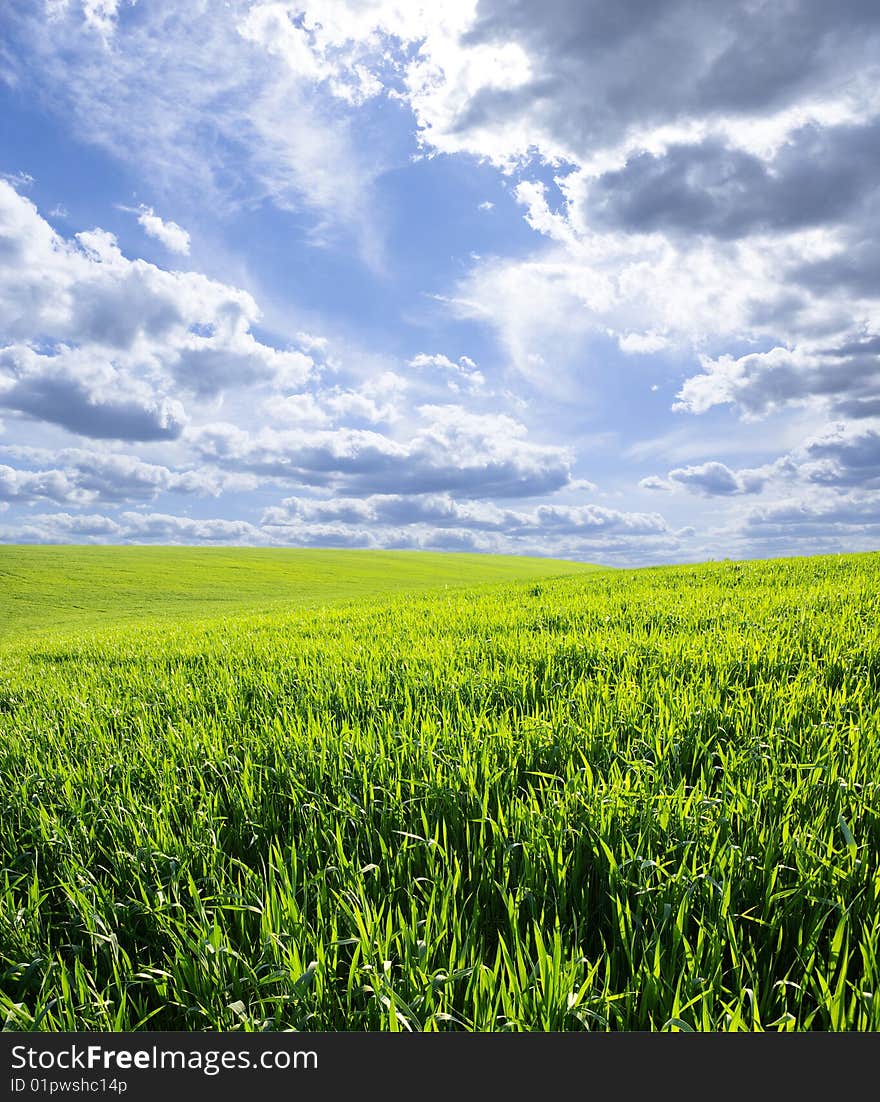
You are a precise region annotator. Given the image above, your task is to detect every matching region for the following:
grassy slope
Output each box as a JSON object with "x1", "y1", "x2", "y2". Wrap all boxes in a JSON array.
[
  {"x1": 1, "y1": 551, "x2": 879, "y2": 1030},
  {"x1": 0, "y1": 545, "x2": 602, "y2": 641}
]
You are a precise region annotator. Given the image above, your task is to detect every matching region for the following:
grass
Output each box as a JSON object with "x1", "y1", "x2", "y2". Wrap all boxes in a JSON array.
[
  {"x1": 0, "y1": 549, "x2": 879, "y2": 1031},
  {"x1": 0, "y1": 545, "x2": 600, "y2": 640}
]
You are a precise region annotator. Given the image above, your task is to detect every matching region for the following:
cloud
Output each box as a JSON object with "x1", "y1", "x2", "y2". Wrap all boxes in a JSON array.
[
  {"x1": 5, "y1": 3, "x2": 880, "y2": 565},
  {"x1": 387, "y1": 2, "x2": 880, "y2": 441},
  {"x1": 56, "y1": 1, "x2": 126, "y2": 39},
  {"x1": 618, "y1": 332, "x2": 669, "y2": 355},
  {"x1": 642, "y1": 422, "x2": 880, "y2": 511},
  {"x1": 264, "y1": 491, "x2": 672, "y2": 541},
  {"x1": 0, "y1": 181, "x2": 315, "y2": 436},
  {"x1": 798, "y1": 421, "x2": 880, "y2": 488},
  {"x1": 0, "y1": 490, "x2": 682, "y2": 562},
  {"x1": 194, "y1": 404, "x2": 572, "y2": 497},
  {"x1": 739, "y1": 491, "x2": 880, "y2": 539},
  {"x1": 0, "y1": 464, "x2": 81, "y2": 506},
  {"x1": 408, "y1": 352, "x2": 487, "y2": 393},
  {"x1": 638, "y1": 474, "x2": 673, "y2": 492},
  {"x1": 586, "y1": 121, "x2": 880, "y2": 240},
  {"x1": 0, "y1": 508, "x2": 270, "y2": 545},
  {"x1": 0, "y1": 444, "x2": 256, "y2": 505},
  {"x1": 135, "y1": 206, "x2": 191, "y2": 254},
  {"x1": 261, "y1": 490, "x2": 678, "y2": 560},
  {"x1": 0, "y1": 344, "x2": 187, "y2": 441},
  {"x1": 0, "y1": 510, "x2": 123, "y2": 541},
  {"x1": 118, "y1": 511, "x2": 270, "y2": 544},
  {"x1": 0, "y1": 170, "x2": 34, "y2": 189},
  {"x1": 9, "y1": 0, "x2": 408, "y2": 258},
  {"x1": 172, "y1": 329, "x2": 313, "y2": 399},
  {"x1": 264, "y1": 370, "x2": 407, "y2": 428},
  {"x1": 675, "y1": 343, "x2": 880, "y2": 419},
  {"x1": 665, "y1": 461, "x2": 768, "y2": 496}
]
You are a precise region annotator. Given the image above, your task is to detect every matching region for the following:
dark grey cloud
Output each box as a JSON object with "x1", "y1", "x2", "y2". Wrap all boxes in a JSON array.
[
  {"x1": 588, "y1": 121, "x2": 880, "y2": 239},
  {"x1": 793, "y1": 239, "x2": 880, "y2": 300},
  {"x1": 463, "y1": 0, "x2": 880, "y2": 155}
]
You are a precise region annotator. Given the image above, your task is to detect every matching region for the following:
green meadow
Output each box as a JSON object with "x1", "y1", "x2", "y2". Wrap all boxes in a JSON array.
[
  {"x1": 0, "y1": 545, "x2": 598, "y2": 640},
  {"x1": 1, "y1": 548, "x2": 879, "y2": 1031}
]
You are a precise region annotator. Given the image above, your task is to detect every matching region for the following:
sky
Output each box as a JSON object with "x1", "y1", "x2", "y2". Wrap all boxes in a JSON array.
[{"x1": 0, "y1": 0, "x2": 879, "y2": 565}]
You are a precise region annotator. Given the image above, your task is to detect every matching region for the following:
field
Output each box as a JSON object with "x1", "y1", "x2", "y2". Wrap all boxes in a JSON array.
[
  {"x1": 0, "y1": 545, "x2": 599, "y2": 640},
  {"x1": 1, "y1": 548, "x2": 879, "y2": 1031}
]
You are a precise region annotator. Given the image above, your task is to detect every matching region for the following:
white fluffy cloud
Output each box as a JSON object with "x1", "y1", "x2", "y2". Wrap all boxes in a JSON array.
[
  {"x1": 136, "y1": 206, "x2": 191, "y2": 255},
  {"x1": 408, "y1": 353, "x2": 487, "y2": 394}
]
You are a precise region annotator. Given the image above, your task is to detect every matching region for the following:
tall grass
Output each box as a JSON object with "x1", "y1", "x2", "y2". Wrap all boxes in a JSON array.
[{"x1": 1, "y1": 551, "x2": 878, "y2": 1030}]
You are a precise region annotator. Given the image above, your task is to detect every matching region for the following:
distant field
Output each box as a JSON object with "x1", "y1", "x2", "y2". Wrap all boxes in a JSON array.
[
  {"x1": 0, "y1": 545, "x2": 602, "y2": 640},
  {"x1": 1, "y1": 550, "x2": 879, "y2": 1031}
]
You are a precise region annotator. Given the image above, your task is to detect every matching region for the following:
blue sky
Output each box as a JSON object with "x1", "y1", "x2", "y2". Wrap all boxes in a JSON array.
[{"x1": 1, "y1": 0, "x2": 879, "y2": 563}]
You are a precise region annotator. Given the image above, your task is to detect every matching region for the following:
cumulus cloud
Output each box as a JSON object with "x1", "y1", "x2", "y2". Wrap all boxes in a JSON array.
[
  {"x1": 0, "y1": 181, "x2": 315, "y2": 434},
  {"x1": 194, "y1": 404, "x2": 572, "y2": 497},
  {"x1": 587, "y1": 121, "x2": 880, "y2": 240},
  {"x1": 0, "y1": 509, "x2": 270, "y2": 545},
  {"x1": 390, "y1": 1, "x2": 880, "y2": 446},
  {"x1": 0, "y1": 344, "x2": 187, "y2": 441},
  {"x1": 739, "y1": 491, "x2": 880, "y2": 540},
  {"x1": 135, "y1": 206, "x2": 191, "y2": 254},
  {"x1": 420, "y1": 0, "x2": 880, "y2": 163},
  {"x1": 642, "y1": 422, "x2": 880, "y2": 519},
  {"x1": 0, "y1": 444, "x2": 256, "y2": 505},
  {"x1": 264, "y1": 492, "x2": 669, "y2": 536},
  {"x1": 0, "y1": 464, "x2": 81, "y2": 506},
  {"x1": 675, "y1": 344, "x2": 880, "y2": 419},
  {"x1": 261, "y1": 490, "x2": 679, "y2": 561},
  {"x1": 5, "y1": 2, "x2": 880, "y2": 563},
  {"x1": 265, "y1": 492, "x2": 671, "y2": 540},
  {"x1": 798, "y1": 422, "x2": 880, "y2": 488},
  {"x1": 665, "y1": 461, "x2": 768, "y2": 497},
  {"x1": 408, "y1": 353, "x2": 487, "y2": 393}
]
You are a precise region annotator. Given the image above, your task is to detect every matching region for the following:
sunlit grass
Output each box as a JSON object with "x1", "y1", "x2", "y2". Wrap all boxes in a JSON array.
[
  {"x1": 1, "y1": 550, "x2": 878, "y2": 1030},
  {"x1": 0, "y1": 545, "x2": 599, "y2": 640}
]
